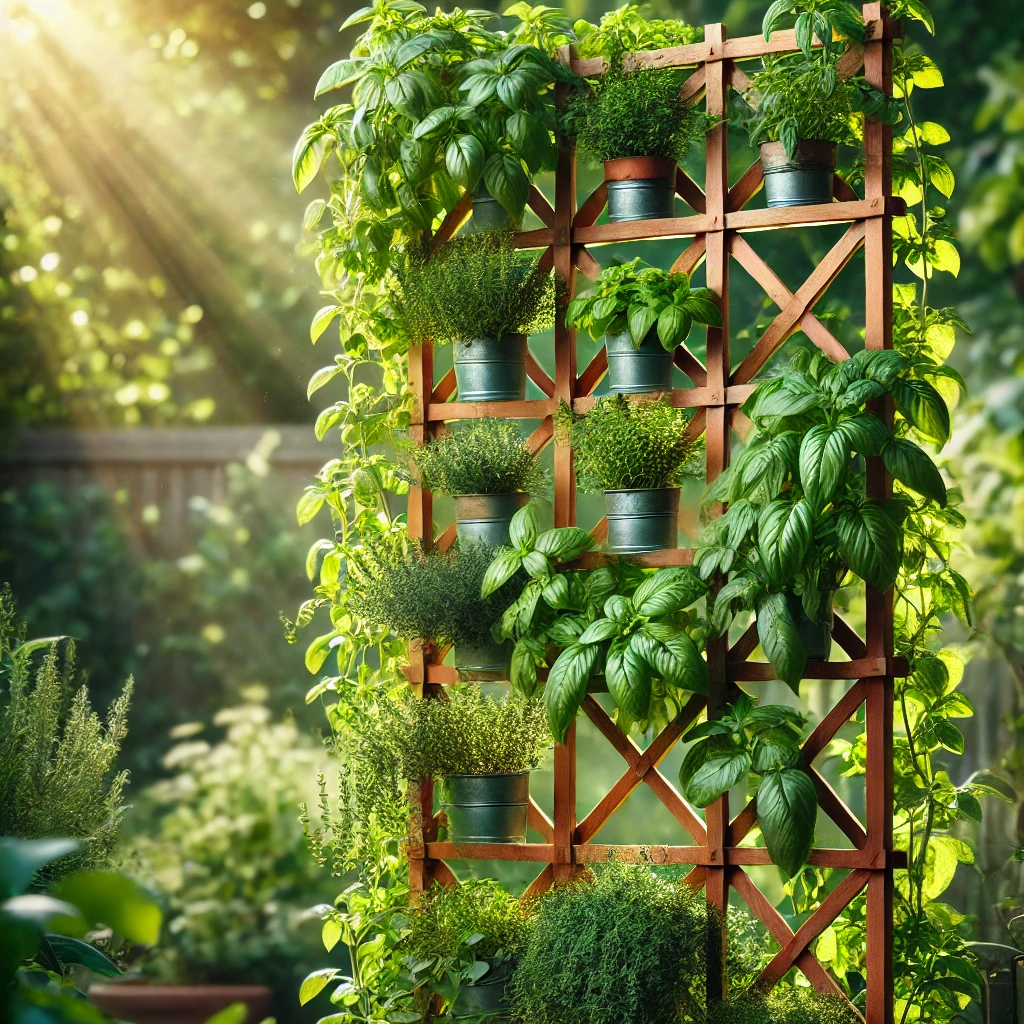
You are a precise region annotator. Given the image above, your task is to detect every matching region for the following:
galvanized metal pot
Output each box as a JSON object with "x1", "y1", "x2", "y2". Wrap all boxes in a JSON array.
[
  {"x1": 470, "y1": 185, "x2": 522, "y2": 233},
  {"x1": 440, "y1": 772, "x2": 530, "y2": 844},
  {"x1": 759, "y1": 140, "x2": 837, "y2": 208},
  {"x1": 455, "y1": 493, "x2": 530, "y2": 548},
  {"x1": 453, "y1": 334, "x2": 527, "y2": 403},
  {"x1": 787, "y1": 591, "x2": 833, "y2": 662},
  {"x1": 604, "y1": 487, "x2": 680, "y2": 553},
  {"x1": 455, "y1": 636, "x2": 512, "y2": 674},
  {"x1": 451, "y1": 961, "x2": 513, "y2": 1020},
  {"x1": 604, "y1": 156, "x2": 677, "y2": 223},
  {"x1": 606, "y1": 327, "x2": 673, "y2": 394}
]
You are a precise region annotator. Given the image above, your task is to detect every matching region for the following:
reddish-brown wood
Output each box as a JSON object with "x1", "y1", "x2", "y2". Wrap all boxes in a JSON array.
[{"x1": 405, "y1": 11, "x2": 895, "y2": 1017}]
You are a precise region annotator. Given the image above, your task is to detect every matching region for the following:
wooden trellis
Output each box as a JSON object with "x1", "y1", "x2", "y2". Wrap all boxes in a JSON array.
[{"x1": 404, "y1": 5, "x2": 902, "y2": 1020}]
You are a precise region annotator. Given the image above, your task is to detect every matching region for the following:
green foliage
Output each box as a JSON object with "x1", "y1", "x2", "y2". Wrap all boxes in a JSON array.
[
  {"x1": 557, "y1": 394, "x2": 701, "y2": 492},
  {"x1": 0, "y1": 588, "x2": 131, "y2": 883},
  {"x1": 353, "y1": 540, "x2": 519, "y2": 650},
  {"x1": 572, "y1": 5, "x2": 703, "y2": 60},
  {"x1": 565, "y1": 257, "x2": 721, "y2": 353},
  {"x1": 708, "y1": 987, "x2": 860, "y2": 1024},
  {"x1": 563, "y1": 67, "x2": 715, "y2": 164},
  {"x1": 761, "y1": 0, "x2": 866, "y2": 62},
  {"x1": 127, "y1": 694, "x2": 333, "y2": 992},
  {"x1": 508, "y1": 862, "x2": 707, "y2": 1024},
  {"x1": 407, "y1": 418, "x2": 543, "y2": 497},
  {"x1": 392, "y1": 232, "x2": 555, "y2": 347}
]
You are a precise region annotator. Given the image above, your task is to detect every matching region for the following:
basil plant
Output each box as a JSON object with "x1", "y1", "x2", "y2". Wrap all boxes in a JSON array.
[
  {"x1": 695, "y1": 347, "x2": 951, "y2": 690},
  {"x1": 565, "y1": 257, "x2": 722, "y2": 352},
  {"x1": 483, "y1": 504, "x2": 710, "y2": 741}
]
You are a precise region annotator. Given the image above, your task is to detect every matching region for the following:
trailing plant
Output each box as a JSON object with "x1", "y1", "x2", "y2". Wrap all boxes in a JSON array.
[
  {"x1": 402, "y1": 879, "x2": 530, "y2": 1010},
  {"x1": 392, "y1": 232, "x2": 555, "y2": 348},
  {"x1": 679, "y1": 695, "x2": 817, "y2": 878},
  {"x1": 407, "y1": 418, "x2": 544, "y2": 497},
  {"x1": 565, "y1": 257, "x2": 721, "y2": 353},
  {"x1": 0, "y1": 586, "x2": 131, "y2": 883},
  {"x1": 562, "y1": 66, "x2": 716, "y2": 165},
  {"x1": 572, "y1": 5, "x2": 703, "y2": 60},
  {"x1": 556, "y1": 394, "x2": 701, "y2": 492},
  {"x1": 508, "y1": 861, "x2": 707, "y2": 1024},
  {"x1": 353, "y1": 540, "x2": 519, "y2": 652},
  {"x1": 406, "y1": 685, "x2": 549, "y2": 778},
  {"x1": 695, "y1": 347, "x2": 951, "y2": 690},
  {"x1": 482, "y1": 505, "x2": 709, "y2": 740}
]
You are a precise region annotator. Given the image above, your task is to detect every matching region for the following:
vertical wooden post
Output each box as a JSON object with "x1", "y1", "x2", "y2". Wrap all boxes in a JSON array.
[
  {"x1": 702, "y1": 21, "x2": 731, "y2": 1005},
  {"x1": 861, "y1": 5, "x2": 895, "y2": 1022}
]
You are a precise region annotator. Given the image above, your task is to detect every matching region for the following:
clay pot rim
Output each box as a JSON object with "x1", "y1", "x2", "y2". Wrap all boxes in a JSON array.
[
  {"x1": 758, "y1": 139, "x2": 837, "y2": 170},
  {"x1": 603, "y1": 155, "x2": 678, "y2": 181},
  {"x1": 89, "y1": 983, "x2": 273, "y2": 995}
]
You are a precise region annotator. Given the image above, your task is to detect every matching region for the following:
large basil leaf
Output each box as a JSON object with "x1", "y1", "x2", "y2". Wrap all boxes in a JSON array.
[
  {"x1": 656, "y1": 304, "x2": 692, "y2": 351},
  {"x1": 799, "y1": 423, "x2": 848, "y2": 512},
  {"x1": 510, "y1": 640, "x2": 539, "y2": 697},
  {"x1": 838, "y1": 411, "x2": 890, "y2": 456},
  {"x1": 399, "y1": 138, "x2": 436, "y2": 184},
  {"x1": 630, "y1": 628, "x2": 709, "y2": 693},
  {"x1": 737, "y1": 433, "x2": 799, "y2": 501},
  {"x1": 509, "y1": 503, "x2": 539, "y2": 551},
  {"x1": 481, "y1": 548, "x2": 522, "y2": 598},
  {"x1": 757, "y1": 499, "x2": 814, "y2": 585},
  {"x1": 535, "y1": 526, "x2": 594, "y2": 562},
  {"x1": 710, "y1": 574, "x2": 760, "y2": 637},
  {"x1": 545, "y1": 642, "x2": 601, "y2": 743},
  {"x1": 836, "y1": 500, "x2": 901, "y2": 591},
  {"x1": 892, "y1": 377, "x2": 951, "y2": 444},
  {"x1": 633, "y1": 567, "x2": 706, "y2": 617},
  {"x1": 629, "y1": 305, "x2": 659, "y2": 346},
  {"x1": 577, "y1": 618, "x2": 620, "y2": 644},
  {"x1": 751, "y1": 387, "x2": 822, "y2": 420},
  {"x1": 445, "y1": 134, "x2": 485, "y2": 189},
  {"x1": 541, "y1": 573, "x2": 572, "y2": 610},
  {"x1": 684, "y1": 747, "x2": 751, "y2": 807},
  {"x1": 384, "y1": 71, "x2": 438, "y2": 118},
  {"x1": 854, "y1": 348, "x2": 910, "y2": 385},
  {"x1": 756, "y1": 768, "x2": 818, "y2": 877},
  {"x1": 484, "y1": 153, "x2": 529, "y2": 216},
  {"x1": 882, "y1": 438, "x2": 947, "y2": 507},
  {"x1": 606, "y1": 637, "x2": 652, "y2": 720},
  {"x1": 756, "y1": 591, "x2": 806, "y2": 693},
  {"x1": 751, "y1": 728, "x2": 802, "y2": 772}
]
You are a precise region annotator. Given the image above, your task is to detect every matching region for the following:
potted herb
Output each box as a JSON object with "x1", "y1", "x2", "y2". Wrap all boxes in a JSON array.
[
  {"x1": 696, "y1": 348, "x2": 950, "y2": 689},
  {"x1": 741, "y1": 54, "x2": 900, "y2": 207},
  {"x1": 393, "y1": 233, "x2": 555, "y2": 403},
  {"x1": 565, "y1": 258, "x2": 721, "y2": 393},
  {"x1": 708, "y1": 988, "x2": 860, "y2": 1024},
  {"x1": 407, "y1": 418, "x2": 545, "y2": 548},
  {"x1": 354, "y1": 540, "x2": 522, "y2": 672},
  {"x1": 482, "y1": 505, "x2": 709, "y2": 741},
  {"x1": 405, "y1": 687, "x2": 550, "y2": 845},
  {"x1": 556, "y1": 395, "x2": 700, "y2": 553}
]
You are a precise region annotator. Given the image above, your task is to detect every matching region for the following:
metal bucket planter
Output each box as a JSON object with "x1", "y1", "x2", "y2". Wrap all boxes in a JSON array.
[
  {"x1": 451, "y1": 961, "x2": 513, "y2": 1020},
  {"x1": 759, "y1": 140, "x2": 837, "y2": 208},
  {"x1": 470, "y1": 185, "x2": 522, "y2": 233},
  {"x1": 455, "y1": 636, "x2": 512, "y2": 674},
  {"x1": 440, "y1": 772, "x2": 530, "y2": 844},
  {"x1": 604, "y1": 156, "x2": 677, "y2": 223},
  {"x1": 453, "y1": 335, "x2": 527, "y2": 403},
  {"x1": 604, "y1": 487, "x2": 679, "y2": 553},
  {"x1": 787, "y1": 592, "x2": 833, "y2": 662},
  {"x1": 606, "y1": 327, "x2": 673, "y2": 394},
  {"x1": 455, "y1": 493, "x2": 530, "y2": 549}
]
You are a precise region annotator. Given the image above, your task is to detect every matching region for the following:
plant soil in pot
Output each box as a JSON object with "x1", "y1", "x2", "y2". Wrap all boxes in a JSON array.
[
  {"x1": 604, "y1": 486, "x2": 680, "y2": 553},
  {"x1": 453, "y1": 334, "x2": 528, "y2": 403},
  {"x1": 787, "y1": 591, "x2": 834, "y2": 662},
  {"x1": 759, "y1": 139, "x2": 836, "y2": 208},
  {"x1": 604, "y1": 156, "x2": 677, "y2": 223},
  {"x1": 605, "y1": 326, "x2": 674, "y2": 394},
  {"x1": 440, "y1": 771, "x2": 530, "y2": 844},
  {"x1": 89, "y1": 982, "x2": 272, "y2": 1024}
]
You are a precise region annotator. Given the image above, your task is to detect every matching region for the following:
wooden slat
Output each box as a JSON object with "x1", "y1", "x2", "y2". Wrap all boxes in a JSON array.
[
  {"x1": 526, "y1": 352, "x2": 556, "y2": 397},
  {"x1": 524, "y1": 864, "x2": 555, "y2": 899},
  {"x1": 527, "y1": 184, "x2": 556, "y2": 228},
  {"x1": 575, "y1": 246, "x2": 602, "y2": 281},
  {"x1": 680, "y1": 65, "x2": 707, "y2": 105},
  {"x1": 529, "y1": 797, "x2": 555, "y2": 843},
  {"x1": 676, "y1": 167, "x2": 707, "y2": 214},
  {"x1": 726, "y1": 197, "x2": 892, "y2": 231},
  {"x1": 572, "y1": 385, "x2": 752, "y2": 414},
  {"x1": 727, "y1": 159, "x2": 764, "y2": 212},
  {"x1": 574, "y1": 548, "x2": 695, "y2": 569},
  {"x1": 431, "y1": 368, "x2": 457, "y2": 404},
  {"x1": 573, "y1": 183, "x2": 608, "y2": 228},
  {"x1": 575, "y1": 844, "x2": 711, "y2": 864},
  {"x1": 426, "y1": 842, "x2": 554, "y2": 861},
  {"x1": 728, "y1": 623, "x2": 760, "y2": 662},
  {"x1": 575, "y1": 213, "x2": 714, "y2": 244},
  {"x1": 427, "y1": 399, "x2": 557, "y2": 421},
  {"x1": 576, "y1": 347, "x2": 608, "y2": 396},
  {"x1": 730, "y1": 656, "x2": 894, "y2": 681},
  {"x1": 670, "y1": 235, "x2": 707, "y2": 275},
  {"x1": 674, "y1": 346, "x2": 708, "y2": 387},
  {"x1": 431, "y1": 191, "x2": 473, "y2": 250}
]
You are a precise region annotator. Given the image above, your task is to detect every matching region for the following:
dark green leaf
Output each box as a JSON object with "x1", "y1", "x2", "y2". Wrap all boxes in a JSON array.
[
  {"x1": 836, "y1": 501, "x2": 901, "y2": 591},
  {"x1": 685, "y1": 748, "x2": 751, "y2": 806},
  {"x1": 45, "y1": 935, "x2": 121, "y2": 977},
  {"x1": 483, "y1": 153, "x2": 529, "y2": 216},
  {"x1": 534, "y1": 526, "x2": 594, "y2": 562},
  {"x1": 445, "y1": 134, "x2": 485, "y2": 189},
  {"x1": 757, "y1": 768, "x2": 817, "y2": 877},
  {"x1": 546, "y1": 643, "x2": 601, "y2": 742},
  {"x1": 883, "y1": 438, "x2": 947, "y2": 507},
  {"x1": 631, "y1": 628, "x2": 709, "y2": 693},
  {"x1": 799, "y1": 424, "x2": 848, "y2": 512},
  {"x1": 633, "y1": 567, "x2": 706, "y2": 617},
  {"x1": 606, "y1": 637, "x2": 652, "y2": 719},
  {"x1": 756, "y1": 591, "x2": 806, "y2": 693},
  {"x1": 481, "y1": 549, "x2": 523, "y2": 597},
  {"x1": 757, "y1": 500, "x2": 814, "y2": 585},
  {"x1": 577, "y1": 618, "x2": 620, "y2": 644},
  {"x1": 509, "y1": 504, "x2": 539, "y2": 551},
  {"x1": 892, "y1": 377, "x2": 951, "y2": 444}
]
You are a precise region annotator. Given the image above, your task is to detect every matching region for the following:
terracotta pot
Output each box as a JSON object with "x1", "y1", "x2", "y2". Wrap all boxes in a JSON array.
[
  {"x1": 603, "y1": 156, "x2": 677, "y2": 222},
  {"x1": 89, "y1": 982, "x2": 273, "y2": 1024},
  {"x1": 602, "y1": 156, "x2": 677, "y2": 181}
]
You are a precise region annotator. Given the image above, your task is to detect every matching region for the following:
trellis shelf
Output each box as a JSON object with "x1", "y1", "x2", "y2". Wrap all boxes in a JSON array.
[{"x1": 403, "y1": 5, "x2": 902, "y2": 1021}]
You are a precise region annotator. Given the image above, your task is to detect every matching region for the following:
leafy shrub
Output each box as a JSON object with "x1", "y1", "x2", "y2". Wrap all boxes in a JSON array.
[
  {"x1": 406, "y1": 686, "x2": 549, "y2": 777},
  {"x1": 556, "y1": 395, "x2": 700, "y2": 491},
  {"x1": 408, "y1": 419, "x2": 544, "y2": 497},
  {"x1": 392, "y1": 233, "x2": 555, "y2": 347},
  {"x1": 126, "y1": 693, "x2": 333, "y2": 1001},
  {"x1": 0, "y1": 585, "x2": 131, "y2": 883},
  {"x1": 353, "y1": 541, "x2": 519, "y2": 650},
  {"x1": 573, "y1": 4, "x2": 703, "y2": 59},
  {"x1": 509, "y1": 861, "x2": 707, "y2": 1024},
  {"x1": 564, "y1": 67, "x2": 715, "y2": 164}
]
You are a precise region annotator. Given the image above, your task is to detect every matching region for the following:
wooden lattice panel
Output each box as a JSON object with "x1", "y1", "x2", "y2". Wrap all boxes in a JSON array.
[{"x1": 405, "y1": 6, "x2": 898, "y2": 1021}]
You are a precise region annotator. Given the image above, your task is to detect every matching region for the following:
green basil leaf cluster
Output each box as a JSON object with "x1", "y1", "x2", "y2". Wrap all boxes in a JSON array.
[
  {"x1": 565, "y1": 257, "x2": 721, "y2": 353},
  {"x1": 680, "y1": 695, "x2": 816, "y2": 877},
  {"x1": 696, "y1": 348, "x2": 950, "y2": 690},
  {"x1": 572, "y1": 6, "x2": 703, "y2": 60}
]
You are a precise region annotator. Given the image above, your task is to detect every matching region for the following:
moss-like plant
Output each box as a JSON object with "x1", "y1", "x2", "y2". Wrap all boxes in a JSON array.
[
  {"x1": 353, "y1": 542, "x2": 518, "y2": 651},
  {"x1": 509, "y1": 861, "x2": 707, "y2": 1024},
  {"x1": 563, "y1": 67, "x2": 715, "y2": 165},
  {"x1": 556, "y1": 395, "x2": 700, "y2": 491},
  {"x1": 392, "y1": 233, "x2": 555, "y2": 347},
  {"x1": 408, "y1": 419, "x2": 544, "y2": 497},
  {"x1": 708, "y1": 988, "x2": 860, "y2": 1024},
  {"x1": 406, "y1": 685, "x2": 549, "y2": 777}
]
